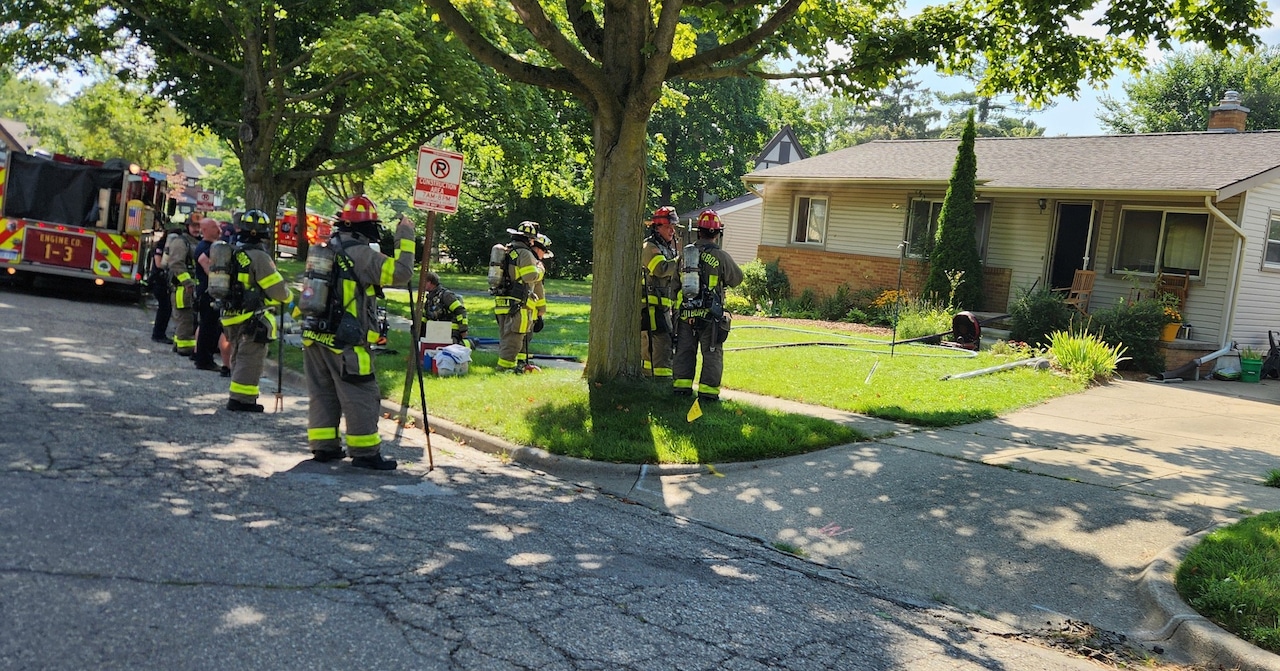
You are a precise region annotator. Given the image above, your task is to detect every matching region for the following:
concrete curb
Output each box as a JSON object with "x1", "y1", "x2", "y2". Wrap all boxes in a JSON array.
[{"x1": 1133, "y1": 526, "x2": 1280, "y2": 671}]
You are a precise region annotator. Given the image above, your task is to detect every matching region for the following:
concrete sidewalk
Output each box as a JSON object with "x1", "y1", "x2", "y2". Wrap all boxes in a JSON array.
[{"x1": 426, "y1": 376, "x2": 1280, "y2": 670}]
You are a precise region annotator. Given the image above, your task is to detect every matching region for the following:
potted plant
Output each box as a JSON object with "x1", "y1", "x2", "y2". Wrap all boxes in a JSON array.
[
  {"x1": 1159, "y1": 300, "x2": 1182, "y2": 342},
  {"x1": 1239, "y1": 345, "x2": 1264, "y2": 383}
]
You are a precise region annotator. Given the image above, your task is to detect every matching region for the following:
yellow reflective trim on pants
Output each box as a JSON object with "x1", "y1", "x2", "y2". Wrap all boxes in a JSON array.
[
  {"x1": 498, "y1": 357, "x2": 517, "y2": 369},
  {"x1": 673, "y1": 379, "x2": 693, "y2": 390},
  {"x1": 230, "y1": 381, "x2": 259, "y2": 396},
  {"x1": 653, "y1": 367, "x2": 672, "y2": 377},
  {"x1": 173, "y1": 337, "x2": 196, "y2": 349},
  {"x1": 309, "y1": 427, "x2": 339, "y2": 441},
  {"x1": 346, "y1": 432, "x2": 380, "y2": 448},
  {"x1": 699, "y1": 385, "x2": 720, "y2": 396},
  {"x1": 354, "y1": 347, "x2": 372, "y2": 375}
]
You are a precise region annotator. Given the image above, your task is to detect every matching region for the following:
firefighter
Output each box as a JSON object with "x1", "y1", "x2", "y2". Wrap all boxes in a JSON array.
[
  {"x1": 165, "y1": 214, "x2": 204, "y2": 355},
  {"x1": 521, "y1": 233, "x2": 553, "y2": 372},
  {"x1": 421, "y1": 271, "x2": 469, "y2": 345},
  {"x1": 219, "y1": 210, "x2": 292, "y2": 412},
  {"x1": 641, "y1": 206, "x2": 680, "y2": 380},
  {"x1": 673, "y1": 209, "x2": 743, "y2": 402},
  {"x1": 492, "y1": 221, "x2": 540, "y2": 374},
  {"x1": 302, "y1": 197, "x2": 416, "y2": 469}
]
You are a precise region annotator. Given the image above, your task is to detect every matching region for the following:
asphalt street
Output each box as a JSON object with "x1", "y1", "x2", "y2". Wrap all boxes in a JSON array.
[{"x1": 0, "y1": 280, "x2": 1112, "y2": 670}]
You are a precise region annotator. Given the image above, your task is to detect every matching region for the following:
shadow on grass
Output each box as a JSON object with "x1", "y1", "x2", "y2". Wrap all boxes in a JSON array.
[{"x1": 524, "y1": 379, "x2": 865, "y2": 464}]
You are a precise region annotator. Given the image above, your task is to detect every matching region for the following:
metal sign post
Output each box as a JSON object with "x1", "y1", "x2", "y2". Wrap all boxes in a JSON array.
[{"x1": 396, "y1": 146, "x2": 465, "y2": 471}]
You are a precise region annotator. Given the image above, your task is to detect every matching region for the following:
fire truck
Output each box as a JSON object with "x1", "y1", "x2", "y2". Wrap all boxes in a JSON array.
[
  {"x1": 276, "y1": 208, "x2": 333, "y2": 256},
  {"x1": 0, "y1": 151, "x2": 171, "y2": 292}
]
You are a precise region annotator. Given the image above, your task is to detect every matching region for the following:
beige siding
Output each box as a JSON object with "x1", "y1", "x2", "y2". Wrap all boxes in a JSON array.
[
  {"x1": 984, "y1": 198, "x2": 1052, "y2": 301},
  {"x1": 1088, "y1": 196, "x2": 1236, "y2": 345},
  {"x1": 719, "y1": 203, "x2": 762, "y2": 267},
  {"x1": 1231, "y1": 183, "x2": 1280, "y2": 349},
  {"x1": 758, "y1": 183, "x2": 914, "y2": 258}
]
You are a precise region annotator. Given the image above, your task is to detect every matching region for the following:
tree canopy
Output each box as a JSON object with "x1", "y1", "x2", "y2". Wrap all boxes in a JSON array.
[
  {"x1": 1098, "y1": 46, "x2": 1280, "y2": 133},
  {"x1": 423, "y1": 0, "x2": 1268, "y2": 383}
]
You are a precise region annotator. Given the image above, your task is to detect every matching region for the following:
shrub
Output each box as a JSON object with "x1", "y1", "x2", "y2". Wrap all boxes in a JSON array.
[
  {"x1": 990, "y1": 339, "x2": 1041, "y2": 358},
  {"x1": 723, "y1": 291, "x2": 752, "y2": 314},
  {"x1": 817, "y1": 284, "x2": 858, "y2": 322},
  {"x1": 779, "y1": 288, "x2": 821, "y2": 320},
  {"x1": 843, "y1": 307, "x2": 869, "y2": 324},
  {"x1": 1009, "y1": 287, "x2": 1074, "y2": 348},
  {"x1": 868, "y1": 289, "x2": 912, "y2": 326},
  {"x1": 1088, "y1": 298, "x2": 1166, "y2": 373},
  {"x1": 740, "y1": 259, "x2": 791, "y2": 312},
  {"x1": 1048, "y1": 329, "x2": 1127, "y2": 383},
  {"x1": 895, "y1": 298, "x2": 952, "y2": 340}
]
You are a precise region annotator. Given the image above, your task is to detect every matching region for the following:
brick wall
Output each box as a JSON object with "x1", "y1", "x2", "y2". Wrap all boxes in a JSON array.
[{"x1": 757, "y1": 244, "x2": 1013, "y2": 311}]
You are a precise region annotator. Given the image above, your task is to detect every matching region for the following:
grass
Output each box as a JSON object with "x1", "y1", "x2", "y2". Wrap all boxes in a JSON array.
[
  {"x1": 724, "y1": 319, "x2": 1087, "y2": 427},
  {"x1": 1175, "y1": 511, "x2": 1280, "y2": 654},
  {"x1": 1264, "y1": 468, "x2": 1280, "y2": 488},
  {"x1": 275, "y1": 269, "x2": 1087, "y2": 461}
]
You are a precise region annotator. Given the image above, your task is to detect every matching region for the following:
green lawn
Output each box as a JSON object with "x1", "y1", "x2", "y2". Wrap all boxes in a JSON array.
[
  {"x1": 276, "y1": 268, "x2": 1088, "y2": 461},
  {"x1": 1176, "y1": 511, "x2": 1280, "y2": 654}
]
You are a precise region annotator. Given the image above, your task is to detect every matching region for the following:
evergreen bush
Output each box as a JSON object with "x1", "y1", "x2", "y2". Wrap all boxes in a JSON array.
[{"x1": 740, "y1": 259, "x2": 791, "y2": 312}]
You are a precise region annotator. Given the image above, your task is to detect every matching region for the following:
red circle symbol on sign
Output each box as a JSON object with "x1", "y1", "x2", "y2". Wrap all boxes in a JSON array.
[
  {"x1": 197, "y1": 191, "x2": 214, "y2": 206},
  {"x1": 430, "y1": 158, "x2": 450, "y2": 179}
]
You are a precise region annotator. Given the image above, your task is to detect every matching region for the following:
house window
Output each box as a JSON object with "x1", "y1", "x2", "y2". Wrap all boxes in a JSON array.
[
  {"x1": 905, "y1": 199, "x2": 991, "y2": 260},
  {"x1": 791, "y1": 196, "x2": 827, "y2": 244},
  {"x1": 1265, "y1": 215, "x2": 1280, "y2": 268},
  {"x1": 1113, "y1": 209, "x2": 1208, "y2": 277}
]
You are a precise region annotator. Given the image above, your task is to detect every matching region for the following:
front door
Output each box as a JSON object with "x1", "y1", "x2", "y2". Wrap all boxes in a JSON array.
[{"x1": 1048, "y1": 203, "x2": 1095, "y2": 290}]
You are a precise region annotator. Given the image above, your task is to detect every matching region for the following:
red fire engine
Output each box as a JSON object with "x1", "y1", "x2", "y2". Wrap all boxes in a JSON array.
[
  {"x1": 276, "y1": 208, "x2": 334, "y2": 256},
  {"x1": 0, "y1": 151, "x2": 170, "y2": 291}
]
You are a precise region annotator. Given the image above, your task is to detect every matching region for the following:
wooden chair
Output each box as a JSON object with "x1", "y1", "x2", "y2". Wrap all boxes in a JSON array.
[
  {"x1": 1056, "y1": 269, "x2": 1096, "y2": 313},
  {"x1": 1156, "y1": 272, "x2": 1190, "y2": 309}
]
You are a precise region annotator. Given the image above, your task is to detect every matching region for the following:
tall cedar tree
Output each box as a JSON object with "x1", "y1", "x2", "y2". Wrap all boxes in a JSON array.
[{"x1": 923, "y1": 111, "x2": 983, "y2": 310}]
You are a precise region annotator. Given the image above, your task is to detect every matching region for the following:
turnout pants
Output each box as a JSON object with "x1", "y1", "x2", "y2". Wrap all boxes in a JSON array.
[
  {"x1": 171, "y1": 285, "x2": 197, "y2": 354},
  {"x1": 303, "y1": 343, "x2": 384, "y2": 458},
  {"x1": 672, "y1": 318, "x2": 724, "y2": 399},
  {"x1": 496, "y1": 305, "x2": 533, "y2": 371},
  {"x1": 224, "y1": 319, "x2": 269, "y2": 404}
]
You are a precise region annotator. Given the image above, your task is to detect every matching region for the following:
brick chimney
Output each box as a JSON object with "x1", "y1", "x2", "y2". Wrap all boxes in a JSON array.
[{"x1": 1208, "y1": 90, "x2": 1249, "y2": 132}]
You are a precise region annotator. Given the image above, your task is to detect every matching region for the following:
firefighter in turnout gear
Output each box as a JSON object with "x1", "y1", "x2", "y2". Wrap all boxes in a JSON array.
[
  {"x1": 641, "y1": 206, "x2": 680, "y2": 380},
  {"x1": 521, "y1": 233, "x2": 553, "y2": 372},
  {"x1": 422, "y1": 271, "x2": 469, "y2": 345},
  {"x1": 492, "y1": 221, "x2": 540, "y2": 373},
  {"x1": 165, "y1": 216, "x2": 204, "y2": 355},
  {"x1": 218, "y1": 210, "x2": 291, "y2": 412},
  {"x1": 302, "y1": 196, "x2": 416, "y2": 469},
  {"x1": 673, "y1": 209, "x2": 743, "y2": 401}
]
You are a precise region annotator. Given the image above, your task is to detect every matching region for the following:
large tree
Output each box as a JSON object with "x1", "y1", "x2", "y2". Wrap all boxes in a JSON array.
[
  {"x1": 0, "y1": 0, "x2": 520, "y2": 236},
  {"x1": 424, "y1": 0, "x2": 1267, "y2": 384},
  {"x1": 1098, "y1": 46, "x2": 1280, "y2": 133}
]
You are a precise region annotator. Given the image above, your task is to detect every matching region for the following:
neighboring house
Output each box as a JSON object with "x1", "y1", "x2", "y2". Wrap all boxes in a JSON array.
[
  {"x1": 0, "y1": 118, "x2": 38, "y2": 153},
  {"x1": 171, "y1": 153, "x2": 224, "y2": 213},
  {"x1": 743, "y1": 92, "x2": 1280, "y2": 351},
  {"x1": 680, "y1": 126, "x2": 807, "y2": 266}
]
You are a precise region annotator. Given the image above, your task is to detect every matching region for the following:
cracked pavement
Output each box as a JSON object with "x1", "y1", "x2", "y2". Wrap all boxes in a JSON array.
[{"x1": 1, "y1": 282, "x2": 1110, "y2": 670}]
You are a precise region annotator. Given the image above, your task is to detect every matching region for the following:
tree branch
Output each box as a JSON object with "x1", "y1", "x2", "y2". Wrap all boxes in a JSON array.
[
  {"x1": 565, "y1": 0, "x2": 604, "y2": 61},
  {"x1": 667, "y1": 0, "x2": 804, "y2": 79},
  {"x1": 422, "y1": 0, "x2": 587, "y2": 97},
  {"x1": 115, "y1": 0, "x2": 242, "y2": 77}
]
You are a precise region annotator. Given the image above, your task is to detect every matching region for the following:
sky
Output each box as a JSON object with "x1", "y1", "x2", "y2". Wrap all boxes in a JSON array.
[{"x1": 906, "y1": 5, "x2": 1280, "y2": 136}]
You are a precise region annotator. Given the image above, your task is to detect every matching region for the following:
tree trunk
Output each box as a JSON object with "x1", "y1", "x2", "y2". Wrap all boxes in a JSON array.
[
  {"x1": 584, "y1": 113, "x2": 649, "y2": 383},
  {"x1": 294, "y1": 180, "x2": 311, "y2": 262}
]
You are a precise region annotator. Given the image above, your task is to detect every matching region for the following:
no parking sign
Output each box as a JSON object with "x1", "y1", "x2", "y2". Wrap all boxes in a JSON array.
[{"x1": 413, "y1": 146, "x2": 464, "y2": 214}]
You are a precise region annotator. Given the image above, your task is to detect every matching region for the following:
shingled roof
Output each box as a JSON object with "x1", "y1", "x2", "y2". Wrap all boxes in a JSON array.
[{"x1": 744, "y1": 131, "x2": 1280, "y2": 199}]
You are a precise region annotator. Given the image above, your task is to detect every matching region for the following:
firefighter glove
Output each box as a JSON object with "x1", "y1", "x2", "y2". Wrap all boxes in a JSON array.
[{"x1": 532, "y1": 317, "x2": 544, "y2": 333}]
